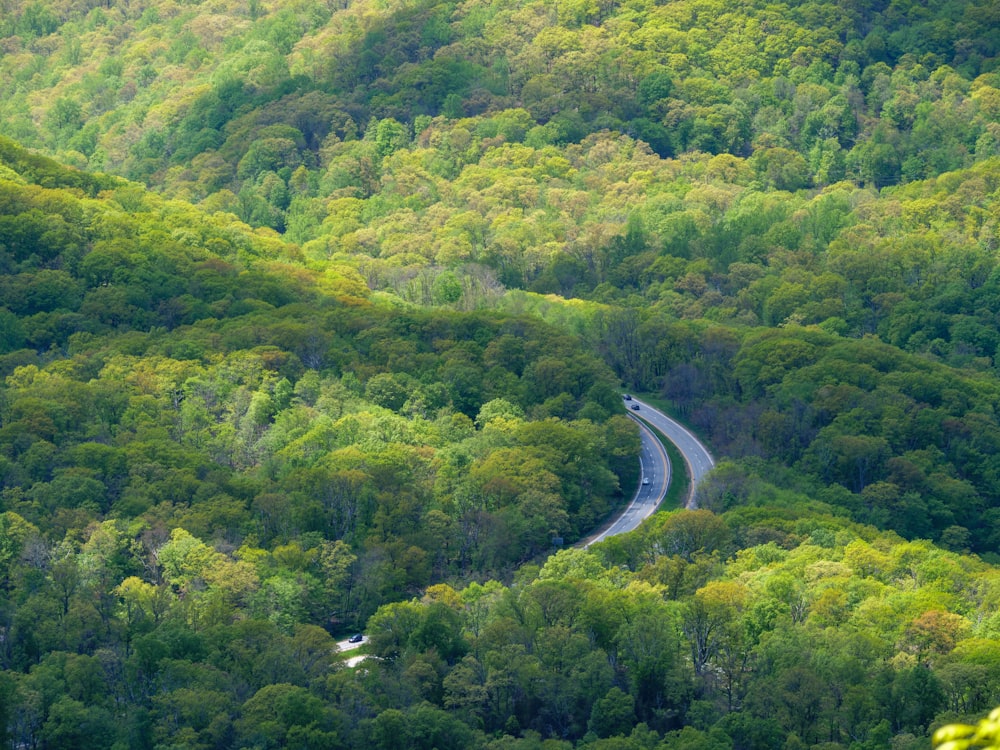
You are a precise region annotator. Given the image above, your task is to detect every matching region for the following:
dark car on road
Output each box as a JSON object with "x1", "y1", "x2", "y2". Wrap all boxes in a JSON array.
[{"x1": 348, "y1": 634, "x2": 364, "y2": 643}]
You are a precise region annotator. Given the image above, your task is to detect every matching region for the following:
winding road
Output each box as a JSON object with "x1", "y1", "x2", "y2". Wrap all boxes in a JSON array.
[
  {"x1": 581, "y1": 396, "x2": 715, "y2": 547},
  {"x1": 346, "y1": 397, "x2": 716, "y2": 657},
  {"x1": 584, "y1": 416, "x2": 670, "y2": 545},
  {"x1": 628, "y1": 396, "x2": 715, "y2": 508}
]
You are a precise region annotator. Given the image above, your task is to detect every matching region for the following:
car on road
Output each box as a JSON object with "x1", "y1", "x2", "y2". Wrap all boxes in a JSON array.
[
  {"x1": 642, "y1": 477, "x2": 650, "y2": 485},
  {"x1": 623, "y1": 394, "x2": 632, "y2": 400},
  {"x1": 348, "y1": 633, "x2": 364, "y2": 643},
  {"x1": 630, "y1": 403, "x2": 640, "y2": 410}
]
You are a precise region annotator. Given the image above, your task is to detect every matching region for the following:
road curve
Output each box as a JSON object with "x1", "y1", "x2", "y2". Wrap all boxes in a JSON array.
[
  {"x1": 629, "y1": 397, "x2": 715, "y2": 509},
  {"x1": 582, "y1": 416, "x2": 670, "y2": 546}
]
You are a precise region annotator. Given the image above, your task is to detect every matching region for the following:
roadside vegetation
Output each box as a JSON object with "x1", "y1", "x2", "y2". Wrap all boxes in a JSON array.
[{"x1": 1, "y1": 0, "x2": 999, "y2": 745}]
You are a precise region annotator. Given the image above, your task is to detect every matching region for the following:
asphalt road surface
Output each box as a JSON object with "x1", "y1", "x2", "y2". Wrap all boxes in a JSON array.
[
  {"x1": 337, "y1": 635, "x2": 366, "y2": 652},
  {"x1": 628, "y1": 397, "x2": 715, "y2": 509},
  {"x1": 337, "y1": 635, "x2": 369, "y2": 667},
  {"x1": 581, "y1": 398, "x2": 716, "y2": 547},
  {"x1": 583, "y1": 416, "x2": 670, "y2": 546}
]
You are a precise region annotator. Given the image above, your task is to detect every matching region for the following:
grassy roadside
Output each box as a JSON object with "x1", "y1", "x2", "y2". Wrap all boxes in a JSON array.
[
  {"x1": 633, "y1": 394, "x2": 699, "y2": 511},
  {"x1": 644, "y1": 420, "x2": 691, "y2": 511},
  {"x1": 583, "y1": 395, "x2": 698, "y2": 548}
]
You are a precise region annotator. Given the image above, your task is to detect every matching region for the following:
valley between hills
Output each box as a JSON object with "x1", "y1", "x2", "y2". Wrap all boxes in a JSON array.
[{"x1": 1, "y1": 0, "x2": 1000, "y2": 747}]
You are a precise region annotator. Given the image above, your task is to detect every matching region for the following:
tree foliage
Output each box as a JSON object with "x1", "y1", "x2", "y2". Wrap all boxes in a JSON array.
[{"x1": 0, "y1": 0, "x2": 999, "y2": 746}]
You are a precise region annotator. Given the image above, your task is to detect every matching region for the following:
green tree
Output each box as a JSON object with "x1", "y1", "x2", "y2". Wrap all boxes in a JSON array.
[
  {"x1": 40, "y1": 696, "x2": 116, "y2": 750},
  {"x1": 589, "y1": 686, "x2": 637, "y2": 738}
]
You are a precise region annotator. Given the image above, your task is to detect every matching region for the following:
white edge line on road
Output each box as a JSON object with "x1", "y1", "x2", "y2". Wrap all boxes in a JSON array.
[
  {"x1": 630, "y1": 398, "x2": 715, "y2": 510},
  {"x1": 581, "y1": 415, "x2": 670, "y2": 548}
]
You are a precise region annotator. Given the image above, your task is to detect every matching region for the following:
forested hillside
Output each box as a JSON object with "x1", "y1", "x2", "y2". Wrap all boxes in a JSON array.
[
  {"x1": 0, "y1": 142, "x2": 639, "y2": 744},
  {"x1": 2, "y1": 0, "x2": 1000, "y2": 747}
]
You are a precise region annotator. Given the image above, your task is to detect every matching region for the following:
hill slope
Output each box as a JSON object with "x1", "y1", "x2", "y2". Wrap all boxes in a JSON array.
[{"x1": 2, "y1": 0, "x2": 1000, "y2": 746}]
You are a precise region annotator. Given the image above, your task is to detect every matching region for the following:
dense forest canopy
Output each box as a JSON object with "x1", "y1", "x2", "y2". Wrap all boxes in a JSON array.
[{"x1": 1, "y1": 0, "x2": 1000, "y2": 746}]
